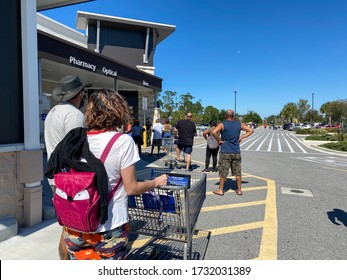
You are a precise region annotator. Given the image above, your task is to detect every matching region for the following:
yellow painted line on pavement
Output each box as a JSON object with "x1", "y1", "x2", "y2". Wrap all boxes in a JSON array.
[
  {"x1": 205, "y1": 172, "x2": 278, "y2": 260},
  {"x1": 206, "y1": 186, "x2": 268, "y2": 195},
  {"x1": 130, "y1": 221, "x2": 265, "y2": 249},
  {"x1": 242, "y1": 172, "x2": 273, "y2": 182},
  {"x1": 207, "y1": 221, "x2": 264, "y2": 235},
  {"x1": 205, "y1": 175, "x2": 253, "y2": 180},
  {"x1": 201, "y1": 200, "x2": 266, "y2": 212},
  {"x1": 258, "y1": 179, "x2": 277, "y2": 260}
]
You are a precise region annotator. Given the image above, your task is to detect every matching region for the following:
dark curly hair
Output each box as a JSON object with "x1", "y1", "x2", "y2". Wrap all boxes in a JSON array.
[
  {"x1": 210, "y1": 120, "x2": 217, "y2": 126},
  {"x1": 84, "y1": 89, "x2": 131, "y2": 130}
]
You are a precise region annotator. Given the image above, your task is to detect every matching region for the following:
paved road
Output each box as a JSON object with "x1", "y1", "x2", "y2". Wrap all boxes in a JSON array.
[
  {"x1": 195, "y1": 127, "x2": 327, "y2": 154},
  {"x1": 1, "y1": 128, "x2": 346, "y2": 260},
  {"x1": 192, "y1": 128, "x2": 347, "y2": 259}
]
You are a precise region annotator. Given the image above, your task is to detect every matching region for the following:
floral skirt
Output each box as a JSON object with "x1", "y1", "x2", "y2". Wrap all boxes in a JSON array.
[{"x1": 63, "y1": 223, "x2": 129, "y2": 260}]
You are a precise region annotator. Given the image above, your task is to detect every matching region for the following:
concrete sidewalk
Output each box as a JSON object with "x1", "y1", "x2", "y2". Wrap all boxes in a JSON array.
[{"x1": 0, "y1": 219, "x2": 61, "y2": 260}]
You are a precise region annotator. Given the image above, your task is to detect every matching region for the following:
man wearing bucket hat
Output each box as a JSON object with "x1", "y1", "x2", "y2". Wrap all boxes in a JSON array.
[
  {"x1": 44, "y1": 74, "x2": 88, "y2": 260},
  {"x1": 45, "y1": 75, "x2": 88, "y2": 158}
]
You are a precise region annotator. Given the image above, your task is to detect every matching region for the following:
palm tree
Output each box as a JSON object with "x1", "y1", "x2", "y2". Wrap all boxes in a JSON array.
[{"x1": 280, "y1": 102, "x2": 299, "y2": 123}]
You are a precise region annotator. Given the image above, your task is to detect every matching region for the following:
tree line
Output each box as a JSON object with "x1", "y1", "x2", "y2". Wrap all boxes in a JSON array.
[
  {"x1": 278, "y1": 99, "x2": 347, "y2": 125},
  {"x1": 157, "y1": 91, "x2": 262, "y2": 125},
  {"x1": 157, "y1": 91, "x2": 347, "y2": 126}
]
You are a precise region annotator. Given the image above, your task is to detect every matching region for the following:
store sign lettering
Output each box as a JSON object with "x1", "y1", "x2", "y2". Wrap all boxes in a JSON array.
[
  {"x1": 69, "y1": 56, "x2": 96, "y2": 72},
  {"x1": 102, "y1": 67, "x2": 117, "y2": 77},
  {"x1": 143, "y1": 80, "x2": 149, "y2": 87}
]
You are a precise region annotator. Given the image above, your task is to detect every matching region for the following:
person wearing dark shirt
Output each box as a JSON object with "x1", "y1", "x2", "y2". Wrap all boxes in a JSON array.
[
  {"x1": 145, "y1": 118, "x2": 152, "y2": 146},
  {"x1": 131, "y1": 119, "x2": 145, "y2": 156},
  {"x1": 202, "y1": 120, "x2": 219, "y2": 172},
  {"x1": 212, "y1": 109, "x2": 253, "y2": 196},
  {"x1": 174, "y1": 112, "x2": 197, "y2": 171}
]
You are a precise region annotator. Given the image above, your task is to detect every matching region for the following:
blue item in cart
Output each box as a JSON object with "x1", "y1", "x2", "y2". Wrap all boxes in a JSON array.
[
  {"x1": 142, "y1": 191, "x2": 176, "y2": 214},
  {"x1": 128, "y1": 195, "x2": 136, "y2": 208}
]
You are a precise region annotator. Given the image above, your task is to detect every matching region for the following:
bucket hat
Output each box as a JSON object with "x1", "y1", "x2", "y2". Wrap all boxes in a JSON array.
[{"x1": 52, "y1": 75, "x2": 85, "y2": 102}]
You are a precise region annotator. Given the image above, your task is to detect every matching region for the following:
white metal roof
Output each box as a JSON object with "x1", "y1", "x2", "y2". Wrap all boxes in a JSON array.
[
  {"x1": 76, "y1": 11, "x2": 176, "y2": 44},
  {"x1": 36, "y1": 0, "x2": 93, "y2": 11}
]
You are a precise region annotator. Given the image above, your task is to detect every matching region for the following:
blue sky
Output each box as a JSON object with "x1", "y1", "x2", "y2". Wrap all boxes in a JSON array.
[{"x1": 41, "y1": 0, "x2": 347, "y2": 119}]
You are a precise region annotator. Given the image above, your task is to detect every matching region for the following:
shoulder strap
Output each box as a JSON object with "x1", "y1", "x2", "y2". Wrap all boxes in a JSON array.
[
  {"x1": 98, "y1": 132, "x2": 123, "y2": 201},
  {"x1": 99, "y1": 132, "x2": 122, "y2": 163},
  {"x1": 108, "y1": 179, "x2": 122, "y2": 201}
]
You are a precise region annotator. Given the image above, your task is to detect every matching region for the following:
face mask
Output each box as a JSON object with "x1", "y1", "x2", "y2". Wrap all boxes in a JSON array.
[
  {"x1": 79, "y1": 98, "x2": 85, "y2": 109},
  {"x1": 78, "y1": 90, "x2": 87, "y2": 109}
]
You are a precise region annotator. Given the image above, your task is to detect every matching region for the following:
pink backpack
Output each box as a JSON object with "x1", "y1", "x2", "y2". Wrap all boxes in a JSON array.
[{"x1": 52, "y1": 132, "x2": 122, "y2": 232}]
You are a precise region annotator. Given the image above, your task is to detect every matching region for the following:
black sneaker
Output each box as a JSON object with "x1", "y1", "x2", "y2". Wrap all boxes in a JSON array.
[{"x1": 202, "y1": 169, "x2": 209, "y2": 172}]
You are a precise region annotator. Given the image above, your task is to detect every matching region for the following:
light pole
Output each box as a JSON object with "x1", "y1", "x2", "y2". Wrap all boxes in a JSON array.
[
  {"x1": 234, "y1": 90, "x2": 237, "y2": 116},
  {"x1": 311, "y1": 92, "x2": 315, "y2": 125},
  {"x1": 312, "y1": 92, "x2": 314, "y2": 111}
]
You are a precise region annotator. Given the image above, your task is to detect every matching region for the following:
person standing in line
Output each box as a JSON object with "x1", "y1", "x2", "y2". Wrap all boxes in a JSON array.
[
  {"x1": 62, "y1": 89, "x2": 168, "y2": 260},
  {"x1": 44, "y1": 75, "x2": 88, "y2": 260},
  {"x1": 131, "y1": 119, "x2": 145, "y2": 156},
  {"x1": 145, "y1": 118, "x2": 152, "y2": 146},
  {"x1": 174, "y1": 112, "x2": 197, "y2": 171},
  {"x1": 162, "y1": 118, "x2": 172, "y2": 152},
  {"x1": 150, "y1": 119, "x2": 163, "y2": 156},
  {"x1": 202, "y1": 120, "x2": 220, "y2": 172},
  {"x1": 212, "y1": 109, "x2": 253, "y2": 196}
]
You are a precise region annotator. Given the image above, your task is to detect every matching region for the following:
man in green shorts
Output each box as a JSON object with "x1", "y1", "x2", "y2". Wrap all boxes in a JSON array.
[{"x1": 212, "y1": 109, "x2": 253, "y2": 196}]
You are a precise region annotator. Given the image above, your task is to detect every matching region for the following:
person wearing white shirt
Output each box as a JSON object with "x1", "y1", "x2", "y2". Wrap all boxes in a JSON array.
[{"x1": 150, "y1": 119, "x2": 164, "y2": 156}]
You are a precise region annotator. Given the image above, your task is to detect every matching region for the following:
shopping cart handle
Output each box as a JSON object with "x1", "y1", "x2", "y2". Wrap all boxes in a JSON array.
[{"x1": 161, "y1": 185, "x2": 187, "y2": 191}]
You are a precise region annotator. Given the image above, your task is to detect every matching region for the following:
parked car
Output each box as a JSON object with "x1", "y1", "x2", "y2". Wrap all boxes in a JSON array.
[
  {"x1": 196, "y1": 123, "x2": 208, "y2": 131},
  {"x1": 289, "y1": 125, "x2": 300, "y2": 131},
  {"x1": 283, "y1": 123, "x2": 293, "y2": 130},
  {"x1": 324, "y1": 124, "x2": 340, "y2": 128}
]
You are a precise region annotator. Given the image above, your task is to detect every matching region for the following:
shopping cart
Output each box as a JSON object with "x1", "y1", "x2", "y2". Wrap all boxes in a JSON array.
[
  {"x1": 162, "y1": 137, "x2": 186, "y2": 169},
  {"x1": 127, "y1": 168, "x2": 207, "y2": 260},
  {"x1": 161, "y1": 137, "x2": 176, "y2": 169}
]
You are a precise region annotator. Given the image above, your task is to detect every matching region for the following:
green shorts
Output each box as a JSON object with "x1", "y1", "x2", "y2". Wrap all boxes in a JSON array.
[{"x1": 218, "y1": 153, "x2": 242, "y2": 177}]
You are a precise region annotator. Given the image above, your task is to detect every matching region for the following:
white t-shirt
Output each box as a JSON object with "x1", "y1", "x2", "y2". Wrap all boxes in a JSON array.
[
  {"x1": 44, "y1": 103, "x2": 84, "y2": 159},
  {"x1": 44, "y1": 103, "x2": 84, "y2": 185},
  {"x1": 86, "y1": 130, "x2": 140, "y2": 232},
  {"x1": 152, "y1": 123, "x2": 163, "y2": 139}
]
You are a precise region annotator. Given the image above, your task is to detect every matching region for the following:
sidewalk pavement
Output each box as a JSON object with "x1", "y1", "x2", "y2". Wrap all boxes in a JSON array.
[{"x1": 1, "y1": 139, "x2": 346, "y2": 260}]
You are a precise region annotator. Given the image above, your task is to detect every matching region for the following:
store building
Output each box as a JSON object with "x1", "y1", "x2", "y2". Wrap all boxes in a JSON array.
[{"x1": 0, "y1": 0, "x2": 175, "y2": 241}]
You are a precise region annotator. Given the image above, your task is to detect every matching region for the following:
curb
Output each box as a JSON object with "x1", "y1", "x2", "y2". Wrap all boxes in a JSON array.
[{"x1": 302, "y1": 140, "x2": 347, "y2": 157}]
